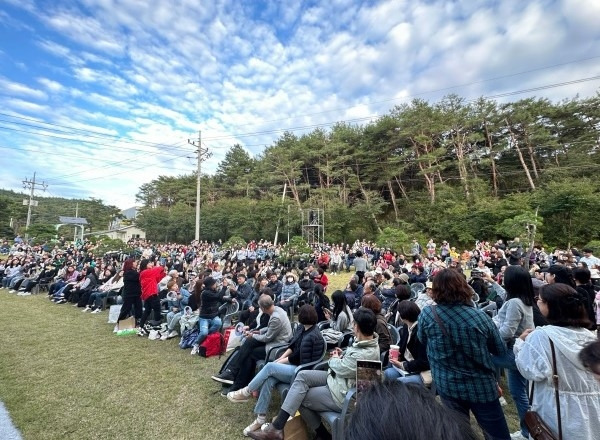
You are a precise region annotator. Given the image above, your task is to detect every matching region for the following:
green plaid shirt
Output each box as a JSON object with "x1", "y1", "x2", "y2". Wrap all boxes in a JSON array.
[{"x1": 418, "y1": 303, "x2": 507, "y2": 403}]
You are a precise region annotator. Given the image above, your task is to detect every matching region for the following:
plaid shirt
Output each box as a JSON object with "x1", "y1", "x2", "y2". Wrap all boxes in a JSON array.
[{"x1": 418, "y1": 303, "x2": 507, "y2": 403}]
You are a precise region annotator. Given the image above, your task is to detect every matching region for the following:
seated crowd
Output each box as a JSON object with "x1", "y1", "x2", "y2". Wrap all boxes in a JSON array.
[{"x1": 2, "y1": 235, "x2": 600, "y2": 440}]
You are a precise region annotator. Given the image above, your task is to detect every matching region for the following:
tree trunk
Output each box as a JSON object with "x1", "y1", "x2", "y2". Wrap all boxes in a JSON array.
[
  {"x1": 484, "y1": 121, "x2": 499, "y2": 197},
  {"x1": 454, "y1": 132, "x2": 470, "y2": 198},
  {"x1": 387, "y1": 180, "x2": 399, "y2": 222},
  {"x1": 505, "y1": 120, "x2": 536, "y2": 190},
  {"x1": 355, "y1": 164, "x2": 383, "y2": 233}
]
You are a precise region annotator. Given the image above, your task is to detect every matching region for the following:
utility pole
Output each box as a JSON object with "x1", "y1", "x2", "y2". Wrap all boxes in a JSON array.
[
  {"x1": 188, "y1": 131, "x2": 210, "y2": 242},
  {"x1": 74, "y1": 203, "x2": 79, "y2": 243},
  {"x1": 22, "y1": 172, "x2": 47, "y2": 240}
]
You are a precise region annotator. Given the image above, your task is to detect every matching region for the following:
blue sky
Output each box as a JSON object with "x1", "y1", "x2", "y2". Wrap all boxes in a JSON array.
[{"x1": 0, "y1": 0, "x2": 599, "y2": 209}]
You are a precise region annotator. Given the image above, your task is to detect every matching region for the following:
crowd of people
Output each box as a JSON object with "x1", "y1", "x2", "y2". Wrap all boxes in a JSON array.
[{"x1": 2, "y1": 234, "x2": 600, "y2": 440}]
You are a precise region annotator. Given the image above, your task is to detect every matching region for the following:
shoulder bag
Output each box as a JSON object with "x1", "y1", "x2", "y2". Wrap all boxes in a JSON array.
[{"x1": 524, "y1": 337, "x2": 562, "y2": 440}]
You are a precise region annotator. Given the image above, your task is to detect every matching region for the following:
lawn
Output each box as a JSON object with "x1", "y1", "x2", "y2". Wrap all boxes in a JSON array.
[{"x1": 0, "y1": 273, "x2": 519, "y2": 440}]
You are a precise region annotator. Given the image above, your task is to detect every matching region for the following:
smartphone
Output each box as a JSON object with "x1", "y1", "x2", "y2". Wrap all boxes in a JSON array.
[{"x1": 356, "y1": 360, "x2": 382, "y2": 398}]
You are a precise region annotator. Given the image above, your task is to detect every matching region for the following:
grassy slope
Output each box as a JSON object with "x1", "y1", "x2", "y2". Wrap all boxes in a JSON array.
[{"x1": 0, "y1": 273, "x2": 518, "y2": 440}]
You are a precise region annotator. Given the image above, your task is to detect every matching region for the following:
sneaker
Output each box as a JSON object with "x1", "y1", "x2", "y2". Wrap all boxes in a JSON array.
[
  {"x1": 137, "y1": 327, "x2": 148, "y2": 337},
  {"x1": 227, "y1": 387, "x2": 251, "y2": 403},
  {"x1": 91, "y1": 309, "x2": 102, "y2": 314},
  {"x1": 113, "y1": 325, "x2": 119, "y2": 333},
  {"x1": 83, "y1": 306, "x2": 92, "y2": 312},
  {"x1": 499, "y1": 396, "x2": 507, "y2": 407},
  {"x1": 211, "y1": 369, "x2": 235, "y2": 385},
  {"x1": 20, "y1": 291, "x2": 31, "y2": 296},
  {"x1": 510, "y1": 431, "x2": 527, "y2": 440},
  {"x1": 56, "y1": 298, "x2": 67, "y2": 304},
  {"x1": 148, "y1": 330, "x2": 160, "y2": 340},
  {"x1": 243, "y1": 417, "x2": 265, "y2": 437},
  {"x1": 166, "y1": 330, "x2": 179, "y2": 339},
  {"x1": 220, "y1": 386, "x2": 231, "y2": 397},
  {"x1": 190, "y1": 345, "x2": 199, "y2": 355},
  {"x1": 160, "y1": 332, "x2": 168, "y2": 341},
  {"x1": 9, "y1": 290, "x2": 16, "y2": 294}
]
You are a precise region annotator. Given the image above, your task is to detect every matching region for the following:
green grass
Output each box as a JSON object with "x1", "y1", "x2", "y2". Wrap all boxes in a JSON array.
[{"x1": 0, "y1": 273, "x2": 519, "y2": 439}]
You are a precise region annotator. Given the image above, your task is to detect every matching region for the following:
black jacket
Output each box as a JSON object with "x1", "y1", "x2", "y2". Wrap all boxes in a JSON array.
[
  {"x1": 122, "y1": 270, "x2": 141, "y2": 298},
  {"x1": 267, "y1": 280, "x2": 283, "y2": 298},
  {"x1": 199, "y1": 286, "x2": 230, "y2": 319},
  {"x1": 287, "y1": 325, "x2": 325, "y2": 366},
  {"x1": 400, "y1": 323, "x2": 429, "y2": 373}
]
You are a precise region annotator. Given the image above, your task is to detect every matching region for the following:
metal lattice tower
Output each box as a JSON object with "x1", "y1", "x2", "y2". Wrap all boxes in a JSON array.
[{"x1": 301, "y1": 208, "x2": 324, "y2": 245}]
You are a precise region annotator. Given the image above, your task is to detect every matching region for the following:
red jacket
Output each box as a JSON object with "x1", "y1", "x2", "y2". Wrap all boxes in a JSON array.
[{"x1": 140, "y1": 266, "x2": 165, "y2": 300}]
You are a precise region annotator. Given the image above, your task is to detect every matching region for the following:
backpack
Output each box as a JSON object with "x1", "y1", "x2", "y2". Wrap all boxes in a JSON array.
[
  {"x1": 198, "y1": 332, "x2": 226, "y2": 358},
  {"x1": 179, "y1": 328, "x2": 199, "y2": 349}
]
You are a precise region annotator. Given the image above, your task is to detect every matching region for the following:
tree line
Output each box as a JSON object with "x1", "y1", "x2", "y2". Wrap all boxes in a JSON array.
[{"x1": 135, "y1": 93, "x2": 600, "y2": 250}]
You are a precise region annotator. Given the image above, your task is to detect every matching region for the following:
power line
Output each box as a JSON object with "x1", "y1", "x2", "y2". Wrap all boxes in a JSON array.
[{"x1": 0, "y1": 112, "x2": 197, "y2": 152}]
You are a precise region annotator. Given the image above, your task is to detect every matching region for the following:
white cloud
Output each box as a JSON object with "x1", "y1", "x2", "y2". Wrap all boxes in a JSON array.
[
  {"x1": 0, "y1": 0, "x2": 599, "y2": 209},
  {"x1": 0, "y1": 77, "x2": 47, "y2": 100}
]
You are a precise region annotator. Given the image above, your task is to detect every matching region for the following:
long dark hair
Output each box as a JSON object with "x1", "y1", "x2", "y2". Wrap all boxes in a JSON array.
[
  {"x1": 503, "y1": 265, "x2": 535, "y2": 306},
  {"x1": 331, "y1": 290, "x2": 350, "y2": 320},
  {"x1": 123, "y1": 258, "x2": 136, "y2": 272},
  {"x1": 540, "y1": 283, "x2": 591, "y2": 328}
]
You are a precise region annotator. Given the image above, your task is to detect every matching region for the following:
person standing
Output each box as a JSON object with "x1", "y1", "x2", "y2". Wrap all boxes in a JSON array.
[
  {"x1": 138, "y1": 258, "x2": 166, "y2": 332},
  {"x1": 418, "y1": 269, "x2": 510, "y2": 440},
  {"x1": 515, "y1": 283, "x2": 600, "y2": 440},
  {"x1": 487, "y1": 266, "x2": 535, "y2": 440},
  {"x1": 117, "y1": 258, "x2": 142, "y2": 328}
]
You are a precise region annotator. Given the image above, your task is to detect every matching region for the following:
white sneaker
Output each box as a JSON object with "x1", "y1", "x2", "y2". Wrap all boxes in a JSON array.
[
  {"x1": 190, "y1": 345, "x2": 199, "y2": 355},
  {"x1": 160, "y1": 332, "x2": 168, "y2": 341},
  {"x1": 499, "y1": 396, "x2": 507, "y2": 406},
  {"x1": 20, "y1": 291, "x2": 31, "y2": 296},
  {"x1": 113, "y1": 325, "x2": 119, "y2": 333},
  {"x1": 243, "y1": 418, "x2": 265, "y2": 436},
  {"x1": 510, "y1": 431, "x2": 527, "y2": 440},
  {"x1": 166, "y1": 330, "x2": 179, "y2": 339},
  {"x1": 227, "y1": 387, "x2": 251, "y2": 403},
  {"x1": 9, "y1": 290, "x2": 16, "y2": 294},
  {"x1": 91, "y1": 309, "x2": 102, "y2": 314},
  {"x1": 148, "y1": 330, "x2": 160, "y2": 340},
  {"x1": 83, "y1": 306, "x2": 92, "y2": 312}
]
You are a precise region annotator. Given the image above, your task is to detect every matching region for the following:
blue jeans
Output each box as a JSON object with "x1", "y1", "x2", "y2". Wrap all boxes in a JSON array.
[
  {"x1": 194, "y1": 316, "x2": 222, "y2": 345},
  {"x1": 383, "y1": 367, "x2": 424, "y2": 386},
  {"x1": 167, "y1": 310, "x2": 183, "y2": 331},
  {"x1": 247, "y1": 361, "x2": 296, "y2": 415},
  {"x1": 440, "y1": 395, "x2": 510, "y2": 440},
  {"x1": 492, "y1": 349, "x2": 529, "y2": 437}
]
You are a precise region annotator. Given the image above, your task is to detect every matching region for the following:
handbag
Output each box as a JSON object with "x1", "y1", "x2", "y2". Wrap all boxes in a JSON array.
[{"x1": 524, "y1": 338, "x2": 562, "y2": 440}]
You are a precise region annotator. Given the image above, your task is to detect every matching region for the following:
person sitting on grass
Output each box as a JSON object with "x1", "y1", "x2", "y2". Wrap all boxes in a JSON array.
[
  {"x1": 165, "y1": 279, "x2": 190, "y2": 339},
  {"x1": 212, "y1": 294, "x2": 292, "y2": 392},
  {"x1": 82, "y1": 269, "x2": 124, "y2": 313},
  {"x1": 226, "y1": 305, "x2": 325, "y2": 437},
  {"x1": 247, "y1": 307, "x2": 380, "y2": 440}
]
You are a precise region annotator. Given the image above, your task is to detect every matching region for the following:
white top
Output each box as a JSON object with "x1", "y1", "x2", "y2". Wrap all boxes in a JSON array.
[{"x1": 514, "y1": 326, "x2": 600, "y2": 440}]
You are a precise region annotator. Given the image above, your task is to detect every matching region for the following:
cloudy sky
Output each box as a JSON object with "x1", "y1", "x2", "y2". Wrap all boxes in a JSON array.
[{"x1": 0, "y1": 0, "x2": 599, "y2": 209}]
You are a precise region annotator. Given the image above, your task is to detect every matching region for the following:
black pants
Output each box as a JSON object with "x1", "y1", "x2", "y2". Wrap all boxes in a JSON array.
[
  {"x1": 140, "y1": 295, "x2": 162, "y2": 327},
  {"x1": 230, "y1": 338, "x2": 266, "y2": 391},
  {"x1": 118, "y1": 296, "x2": 143, "y2": 324},
  {"x1": 239, "y1": 308, "x2": 259, "y2": 327}
]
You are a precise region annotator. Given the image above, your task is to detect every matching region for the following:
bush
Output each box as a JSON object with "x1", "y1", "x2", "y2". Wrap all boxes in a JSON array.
[{"x1": 222, "y1": 235, "x2": 247, "y2": 249}]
